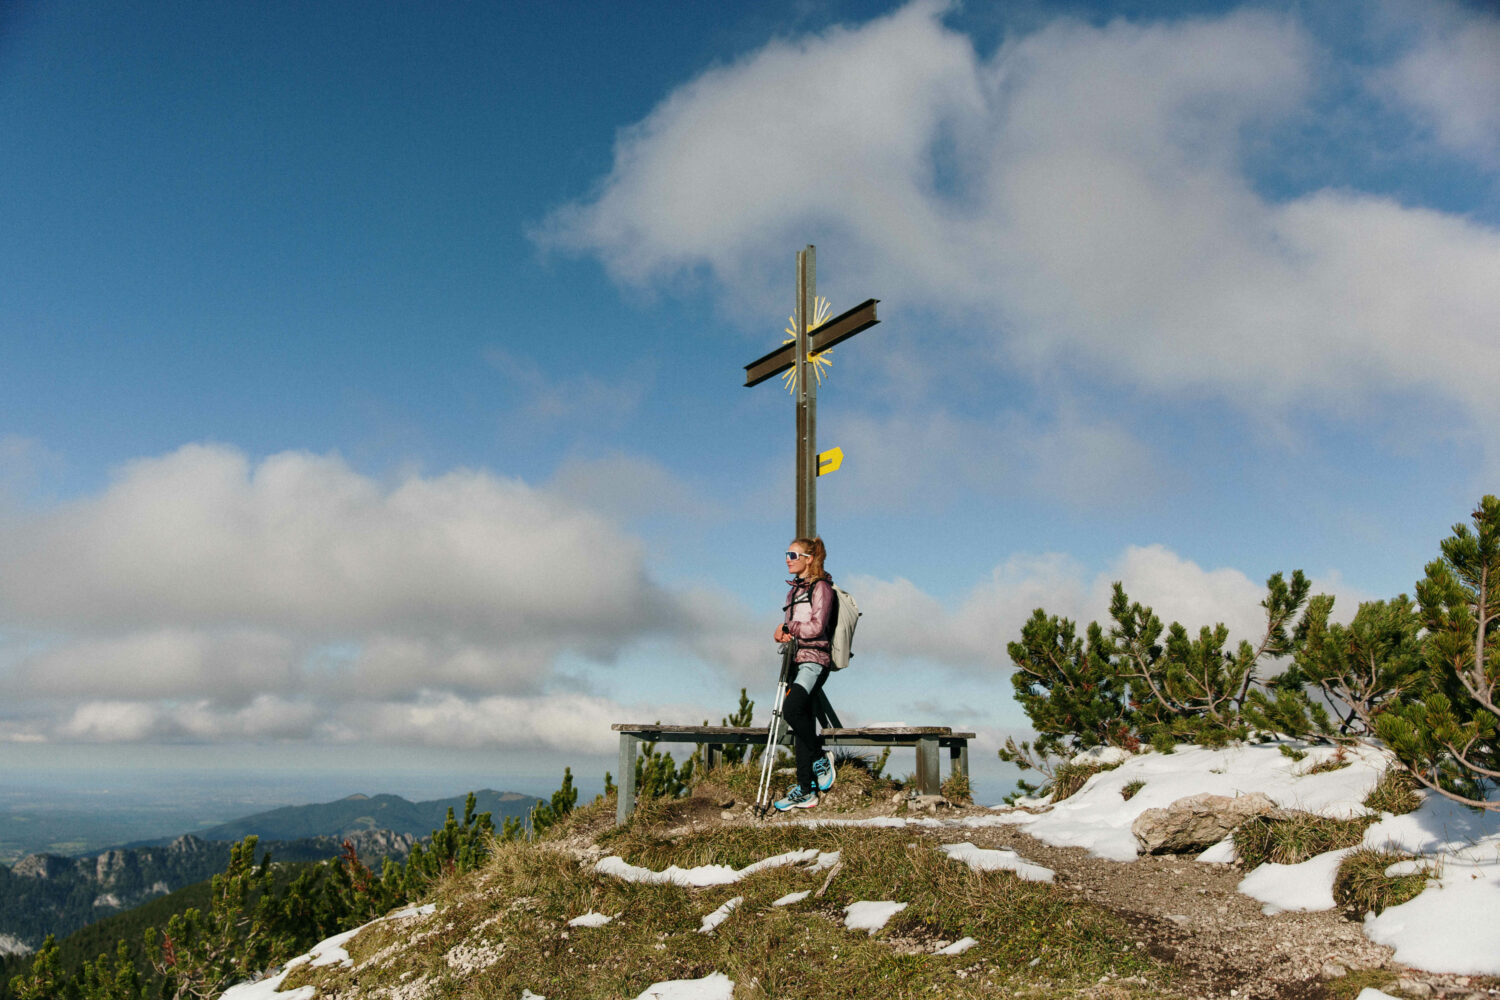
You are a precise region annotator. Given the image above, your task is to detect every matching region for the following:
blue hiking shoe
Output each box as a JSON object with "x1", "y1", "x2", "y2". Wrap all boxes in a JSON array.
[
  {"x1": 773, "y1": 784, "x2": 819, "y2": 811},
  {"x1": 813, "y1": 753, "x2": 836, "y2": 792}
]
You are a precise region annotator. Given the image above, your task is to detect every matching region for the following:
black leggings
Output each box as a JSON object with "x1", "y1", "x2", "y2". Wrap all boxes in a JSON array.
[{"x1": 782, "y1": 667, "x2": 830, "y2": 791}]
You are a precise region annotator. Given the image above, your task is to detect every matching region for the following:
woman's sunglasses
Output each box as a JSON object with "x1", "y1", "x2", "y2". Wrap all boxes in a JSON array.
[{"x1": 785, "y1": 551, "x2": 809, "y2": 561}]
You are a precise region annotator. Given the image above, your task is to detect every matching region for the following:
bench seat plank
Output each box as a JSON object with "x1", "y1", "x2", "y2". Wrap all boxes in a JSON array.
[
  {"x1": 610, "y1": 723, "x2": 973, "y2": 738},
  {"x1": 611, "y1": 721, "x2": 975, "y2": 824}
]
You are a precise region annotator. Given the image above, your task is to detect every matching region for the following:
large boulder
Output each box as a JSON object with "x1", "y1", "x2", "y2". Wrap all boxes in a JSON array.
[{"x1": 1131, "y1": 792, "x2": 1278, "y2": 855}]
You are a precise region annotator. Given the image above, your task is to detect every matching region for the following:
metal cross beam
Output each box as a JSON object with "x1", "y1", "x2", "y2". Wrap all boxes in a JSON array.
[
  {"x1": 741, "y1": 297, "x2": 881, "y2": 388},
  {"x1": 742, "y1": 245, "x2": 880, "y2": 538}
]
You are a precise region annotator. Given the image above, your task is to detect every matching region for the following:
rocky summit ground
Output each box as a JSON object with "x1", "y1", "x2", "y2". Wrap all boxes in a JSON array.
[
  {"x1": 269, "y1": 762, "x2": 1500, "y2": 1000},
  {"x1": 617, "y1": 772, "x2": 1499, "y2": 1000}
]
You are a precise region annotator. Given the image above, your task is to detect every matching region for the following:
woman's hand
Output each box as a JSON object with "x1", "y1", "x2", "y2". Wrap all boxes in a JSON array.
[{"x1": 774, "y1": 624, "x2": 792, "y2": 643}]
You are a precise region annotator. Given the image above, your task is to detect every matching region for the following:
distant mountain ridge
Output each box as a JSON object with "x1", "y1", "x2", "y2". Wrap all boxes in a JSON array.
[
  {"x1": 117, "y1": 788, "x2": 540, "y2": 849},
  {"x1": 1, "y1": 788, "x2": 541, "y2": 950},
  {"x1": 0, "y1": 831, "x2": 412, "y2": 951}
]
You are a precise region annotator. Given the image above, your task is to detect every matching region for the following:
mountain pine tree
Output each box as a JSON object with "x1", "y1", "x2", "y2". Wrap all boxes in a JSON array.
[{"x1": 1378, "y1": 496, "x2": 1500, "y2": 810}]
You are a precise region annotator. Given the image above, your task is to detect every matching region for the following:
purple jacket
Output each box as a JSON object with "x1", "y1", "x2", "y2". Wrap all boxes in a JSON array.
[{"x1": 783, "y1": 576, "x2": 835, "y2": 666}]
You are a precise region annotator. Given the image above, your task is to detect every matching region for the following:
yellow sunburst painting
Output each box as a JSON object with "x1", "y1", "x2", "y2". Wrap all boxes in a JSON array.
[{"x1": 780, "y1": 295, "x2": 834, "y2": 393}]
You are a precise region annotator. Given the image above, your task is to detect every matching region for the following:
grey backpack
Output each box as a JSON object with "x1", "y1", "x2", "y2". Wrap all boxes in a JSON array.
[{"x1": 828, "y1": 583, "x2": 861, "y2": 670}]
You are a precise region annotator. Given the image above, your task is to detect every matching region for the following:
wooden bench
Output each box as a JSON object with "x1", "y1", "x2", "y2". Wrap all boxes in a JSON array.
[{"x1": 610, "y1": 723, "x2": 975, "y2": 825}]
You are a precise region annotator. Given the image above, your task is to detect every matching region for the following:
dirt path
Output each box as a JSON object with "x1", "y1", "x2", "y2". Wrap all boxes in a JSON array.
[
  {"x1": 939, "y1": 822, "x2": 1391, "y2": 999},
  {"x1": 908, "y1": 811, "x2": 1500, "y2": 1000},
  {"x1": 644, "y1": 780, "x2": 1499, "y2": 999}
]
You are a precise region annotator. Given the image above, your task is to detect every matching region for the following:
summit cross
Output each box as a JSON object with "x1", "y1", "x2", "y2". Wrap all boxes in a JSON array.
[{"x1": 742, "y1": 245, "x2": 879, "y2": 538}]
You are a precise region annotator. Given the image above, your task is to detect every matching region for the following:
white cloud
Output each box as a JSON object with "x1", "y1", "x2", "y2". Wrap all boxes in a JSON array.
[
  {"x1": 849, "y1": 544, "x2": 1365, "y2": 674},
  {"x1": 0, "y1": 444, "x2": 665, "y2": 643},
  {"x1": 0, "y1": 438, "x2": 1365, "y2": 747},
  {"x1": 549, "y1": 452, "x2": 718, "y2": 521},
  {"x1": 0, "y1": 443, "x2": 783, "y2": 747},
  {"x1": 13, "y1": 629, "x2": 296, "y2": 701},
  {"x1": 56, "y1": 701, "x2": 163, "y2": 743},
  {"x1": 1376, "y1": 1, "x2": 1500, "y2": 167},
  {"x1": 344, "y1": 692, "x2": 645, "y2": 754},
  {"x1": 534, "y1": 0, "x2": 985, "y2": 301},
  {"x1": 540, "y1": 2, "x2": 1500, "y2": 445},
  {"x1": 485, "y1": 347, "x2": 650, "y2": 430},
  {"x1": 827, "y1": 405, "x2": 1158, "y2": 510}
]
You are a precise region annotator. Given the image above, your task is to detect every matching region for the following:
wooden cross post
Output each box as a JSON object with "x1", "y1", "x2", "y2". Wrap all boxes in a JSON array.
[{"x1": 742, "y1": 245, "x2": 879, "y2": 537}]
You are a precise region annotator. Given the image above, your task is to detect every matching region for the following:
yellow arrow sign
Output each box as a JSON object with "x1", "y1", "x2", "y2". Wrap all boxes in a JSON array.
[{"x1": 817, "y1": 446, "x2": 843, "y2": 476}]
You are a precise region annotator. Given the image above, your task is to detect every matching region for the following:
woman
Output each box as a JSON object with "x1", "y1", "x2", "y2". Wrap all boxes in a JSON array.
[{"x1": 772, "y1": 536, "x2": 838, "y2": 810}]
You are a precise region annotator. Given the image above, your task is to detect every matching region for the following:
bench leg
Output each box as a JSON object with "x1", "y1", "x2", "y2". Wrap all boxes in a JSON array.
[
  {"x1": 706, "y1": 744, "x2": 722, "y2": 772},
  {"x1": 616, "y1": 734, "x2": 639, "y2": 826},
  {"x1": 916, "y1": 736, "x2": 941, "y2": 796}
]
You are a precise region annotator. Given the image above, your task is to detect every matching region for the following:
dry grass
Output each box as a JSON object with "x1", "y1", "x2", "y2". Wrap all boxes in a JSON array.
[
  {"x1": 279, "y1": 788, "x2": 1184, "y2": 999},
  {"x1": 1362, "y1": 767, "x2": 1422, "y2": 816},
  {"x1": 1049, "y1": 760, "x2": 1121, "y2": 803},
  {"x1": 1233, "y1": 811, "x2": 1374, "y2": 869},
  {"x1": 1332, "y1": 848, "x2": 1430, "y2": 917}
]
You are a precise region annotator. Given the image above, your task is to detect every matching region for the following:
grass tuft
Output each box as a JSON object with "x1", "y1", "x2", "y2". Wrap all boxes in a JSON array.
[
  {"x1": 1048, "y1": 760, "x2": 1121, "y2": 803},
  {"x1": 941, "y1": 770, "x2": 972, "y2": 804},
  {"x1": 1120, "y1": 780, "x2": 1145, "y2": 801},
  {"x1": 1362, "y1": 767, "x2": 1421, "y2": 816},
  {"x1": 1332, "y1": 848, "x2": 1430, "y2": 917},
  {"x1": 1233, "y1": 811, "x2": 1374, "y2": 869}
]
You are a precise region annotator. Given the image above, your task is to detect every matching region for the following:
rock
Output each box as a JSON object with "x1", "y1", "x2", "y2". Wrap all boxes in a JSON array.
[
  {"x1": 1131, "y1": 792, "x2": 1278, "y2": 854},
  {"x1": 1396, "y1": 977, "x2": 1433, "y2": 998},
  {"x1": 1319, "y1": 963, "x2": 1347, "y2": 979},
  {"x1": 10, "y1": 854, "x2": 68, "y2": 879},
  {"x1": 912, "y1": 795, "x2": 949, "y2": 812}
]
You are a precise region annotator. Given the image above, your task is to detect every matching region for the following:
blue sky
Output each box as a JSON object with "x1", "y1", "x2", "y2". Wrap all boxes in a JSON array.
[{"x1": 1, "y1": 0, "x2": 1497, "y2": 805}]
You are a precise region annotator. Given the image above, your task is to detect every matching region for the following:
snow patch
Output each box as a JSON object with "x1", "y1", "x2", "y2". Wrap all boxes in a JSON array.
[
  {"x1": 632, "y1": 971, "x2": 734, "y2": 999},
  {"x1": 220, "y1": 967, "x2": 315, "y2": 1000},
  {"x1": 939, "y1": 842, "x2": 1054, "y2": 882},
  {"x1": 1363, "y1": 858, "x2": 1500, "y2": 975},
  {"x1": 1196, "y1": 838, "x2": 1237, "y2": 864},
  {"x1": 307, "y1": 927, "x2": 359, "y2": 968},
  {"x1": 567, "y1": 911, "x2": 616, "y2": 928},
  {"x1": 596, "y1": 848, "x2": 832, "y2": 886},
  {"x1": 1071, "y1": 746, "x2": 1131, "y2": 767},
  {"x1": 697, "y1": 896, "x2": 742, "y2": 934},
  {"x1": 843, "y1": 900, "x2": 907, "y2": 935},
  {"x1": 1238, "y1": 849, "x2": 1354, "y2": 914},
  {"x1": 1004, "y1": 743, "x2": 1388, "y2": 862},
  {"x1": 935, "y1": 936, "x2": 979, "y2": 955}
]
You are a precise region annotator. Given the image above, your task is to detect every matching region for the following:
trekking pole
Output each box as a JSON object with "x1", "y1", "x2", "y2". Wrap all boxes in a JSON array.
[{"x1": 753, "y1": 640, "x2": 797, "y2": 817}]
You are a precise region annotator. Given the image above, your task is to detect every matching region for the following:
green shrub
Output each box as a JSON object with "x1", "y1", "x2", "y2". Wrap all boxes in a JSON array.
[
  {"x1": 1333, "y1": 849, "x2": 1430, "y2": 916},
  {"x1": 940, "y1": 770, "x2": 972, "y2": 804},
  {"x1": 1233, "y1": 812, "x2": 1374, "y2": 869},
  {"x1": 1376, "y1": 496, "x2": 1500, "y2": 811}
]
